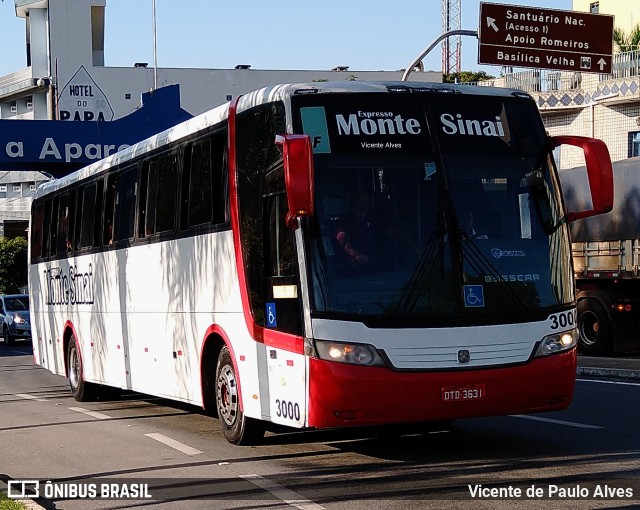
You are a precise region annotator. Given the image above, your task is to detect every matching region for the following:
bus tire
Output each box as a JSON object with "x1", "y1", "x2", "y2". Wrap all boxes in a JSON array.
[
  {"x1": 67, "y1": 335, "x2": 98, "y2": 402},
  {"x1": 577, "y1": 299, "x2": 612, "y2": 356},
  {"x1": 215, "y1": 346, "x2": 265, "y2": 445}
]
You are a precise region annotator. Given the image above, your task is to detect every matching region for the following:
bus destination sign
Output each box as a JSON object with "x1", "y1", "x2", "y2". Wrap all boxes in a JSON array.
[{"x1": 478, "y1": 2, "x2": 614, "y2": 73}]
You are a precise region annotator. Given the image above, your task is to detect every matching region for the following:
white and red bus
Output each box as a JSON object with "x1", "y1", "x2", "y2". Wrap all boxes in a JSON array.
[{"x1": 29, "y1": 82, "x2": 613, "y2": 445}]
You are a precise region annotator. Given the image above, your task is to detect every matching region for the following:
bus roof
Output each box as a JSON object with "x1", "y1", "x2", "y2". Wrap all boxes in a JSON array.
[{"x1": 35, "y1": 81, "x2": 531, "y2": 198}]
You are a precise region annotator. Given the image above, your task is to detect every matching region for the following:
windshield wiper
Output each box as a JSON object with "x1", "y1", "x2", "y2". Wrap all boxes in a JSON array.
[{"x1": 393, "y1": 229, "x2": 446, "y2": 319}]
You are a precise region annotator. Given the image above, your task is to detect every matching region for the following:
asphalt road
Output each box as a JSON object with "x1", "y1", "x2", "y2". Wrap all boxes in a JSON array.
[{"x1": 1, "y1": 342, "x2": 639, "y2": 510}]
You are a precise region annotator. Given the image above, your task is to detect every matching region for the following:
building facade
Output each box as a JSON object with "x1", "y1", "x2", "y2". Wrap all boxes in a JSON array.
[{"x1": 573, "y1": 0, "x2": 639, "y2": 35}]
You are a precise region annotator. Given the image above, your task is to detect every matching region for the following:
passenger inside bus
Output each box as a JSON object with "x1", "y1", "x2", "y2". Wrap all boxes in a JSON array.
[
  {"x1": 334, "y1": 190, "x2": 413, "y2": 269},
  {"x1": 335, "y1": 190, "x2": 380, "y2": 266},
  {"x1": 457, "y1": 208, "x2": 488, "y2": 240}
]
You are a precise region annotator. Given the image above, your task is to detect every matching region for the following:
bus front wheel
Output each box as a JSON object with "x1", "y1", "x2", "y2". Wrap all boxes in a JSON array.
[
  {"x1": 67, "y1": 335, "x2": 97, "y2": 401},
  {"x1": 215, "y1": 346, "x2": 265, "y2": 445},
  {"x1": 577, "y1": 299, "x2": 612, "y2": 356}
]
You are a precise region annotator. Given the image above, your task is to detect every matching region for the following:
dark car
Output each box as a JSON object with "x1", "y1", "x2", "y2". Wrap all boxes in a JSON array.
[{"x1": 0, "y1": 294, "x2": 31, "y2": 345}]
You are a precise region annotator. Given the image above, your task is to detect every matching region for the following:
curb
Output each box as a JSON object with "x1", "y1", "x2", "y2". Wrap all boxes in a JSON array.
[{"x1": 577, "y1": 367, "x2": 640, "y2": 380}]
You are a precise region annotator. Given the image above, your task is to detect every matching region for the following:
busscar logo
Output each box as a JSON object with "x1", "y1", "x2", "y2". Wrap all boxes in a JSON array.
[{"x1": 336, "y1": 111, "x2": 422, "y2": 136}]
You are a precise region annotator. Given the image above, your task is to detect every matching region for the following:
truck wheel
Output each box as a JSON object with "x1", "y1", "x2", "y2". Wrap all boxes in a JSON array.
[
  {"x1": 215, "y1": 346, "x2": 265, "y2": 445},
  {"x1": 67, "y1": 335, "x2": 98, "y2": 401},
  {"x1": 577, "y1": 299, "x2": 612, "y2": 356}
]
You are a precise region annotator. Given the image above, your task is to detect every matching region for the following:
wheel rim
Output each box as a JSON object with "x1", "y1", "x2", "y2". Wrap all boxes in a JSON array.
[
  {"x1": 216, "y1": 364, "x2": 238, "y2": 427},
  {"x1": 69, "y1": 345, "x2": 80, "y2": 390},
  {"x1": 579, "y1": 310, "x2": 600, "y2": 347}
]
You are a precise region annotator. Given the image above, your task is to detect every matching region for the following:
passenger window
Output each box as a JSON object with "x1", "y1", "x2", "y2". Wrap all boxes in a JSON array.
[
  {"x1": 31, "y1": 203, "x2": 46, "y2": 261},
  {"x1": 113, "y1": 167, "x2": 138, "y2": 242},
  {"x1": 140, "y1": 153, "x2": 178, "y2": 237},
  {"x1": 56, "y1": 191, "x2": 75, "y2": 254},
  {"x1": 181, "y1": 131, "x2": 227, "y2": 230}
]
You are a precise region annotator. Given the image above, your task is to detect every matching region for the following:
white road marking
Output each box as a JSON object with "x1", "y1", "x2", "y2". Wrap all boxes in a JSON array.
[
  {"x1": 68, "y1": 406, "x2": 112, "y2": 420},
  {"x1": 144, "y1": 432, "x2": 203, "y2": 456},
  {"x1": 577, "y1": 378, "x2": 640, "y2": 387},
  {"x1": 511, "y1": 414, "x2": 603, "y2": 429},
  {"x1": 15, "y1": 393, "x2": 47, "y2": 402},
  {"x1": 240, "y1": 474, "x2": 325, "y2": 510}
]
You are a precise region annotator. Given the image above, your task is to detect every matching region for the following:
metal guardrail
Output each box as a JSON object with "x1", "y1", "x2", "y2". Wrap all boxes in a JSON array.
[
  {"x1": 468, "y1": 50, "x2": 640, "y2": 93},
  {"x1": 603, "y1": 49, "x2": 640, "y2": 80}
]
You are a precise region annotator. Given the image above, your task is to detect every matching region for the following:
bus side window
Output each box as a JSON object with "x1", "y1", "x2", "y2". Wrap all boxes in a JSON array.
[
  {"x1": 113, "y1": 166, "x2": 138, "y2": 243},
  {"x1": 77, "y1": 182, "x2": 100, "y2": 249},
  {"x1": 56, "y1": 191, "x2": 75, "y2": 254},
  {"x1": 104, "y1": 175, "x2": 117, "y2": 246},
  {"x1": 181, "y1": 130, "x2": 228, "y2": 231},
  {"x1": 31, "y1": 202, "x2": 46, "y2": 262},
  {"x1": 141, "y1": 153, "x2": 178, "y2": 237},
  {"x1": 182, "y1": 137, "x2": 213, "y2": 228},
  {"x1": 49, "y1": 196, "x2": 59, "y2": 256},
  {"x1": 41, "y1": 199, "x2": 52, "y2": 259},
  {"x1": 74, "y1": 187, "x2": 84, "y2": 251},
  {"x1": 154, "y1": 155, "x2": 178, "y2": 234}
]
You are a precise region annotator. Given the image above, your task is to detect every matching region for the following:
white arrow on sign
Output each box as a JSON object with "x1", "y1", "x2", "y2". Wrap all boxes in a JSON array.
[
  {"x1": 598, "y1": 58, "x2": 607, "y2": 70},
  {"x1": 487, "y1": 17, "x2": 499, "y2": 32}
]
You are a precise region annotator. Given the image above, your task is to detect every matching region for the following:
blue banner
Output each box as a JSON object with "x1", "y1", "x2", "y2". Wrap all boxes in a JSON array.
[{"x1": 0, "y1": 85, "x2": 192, "y2": 177}]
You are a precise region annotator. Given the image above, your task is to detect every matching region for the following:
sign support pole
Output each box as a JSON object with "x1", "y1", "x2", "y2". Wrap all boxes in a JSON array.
[{"x1": 402, "y1": 29, "x2": 478, "y2": 82}]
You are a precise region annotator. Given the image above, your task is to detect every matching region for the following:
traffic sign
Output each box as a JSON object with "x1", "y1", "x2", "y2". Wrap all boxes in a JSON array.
[{"x1": 478, "y1": 2, "x2": 614, "y2": 73}]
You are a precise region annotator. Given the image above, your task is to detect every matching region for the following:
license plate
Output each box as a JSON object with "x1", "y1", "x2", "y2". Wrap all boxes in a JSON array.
[{"x1": 441, "y1": 384, "x2": 486, "y2": 402}]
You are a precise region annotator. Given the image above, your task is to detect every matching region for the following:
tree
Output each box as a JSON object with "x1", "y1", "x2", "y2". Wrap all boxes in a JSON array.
[
  {"x1": 613, "y1": 24, "x2": 640, "y2": 53},
  {"x1": 0, "y1": 236, "x2": 28, "y2": 294},
  {"x1": 443, "y1": 71, "x2": 495, "y2": 83}
]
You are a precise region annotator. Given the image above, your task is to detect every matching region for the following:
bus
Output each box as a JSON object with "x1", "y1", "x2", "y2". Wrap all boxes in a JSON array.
[{"x1": 29, "y1": 81, "x2": 613, "y2": 445}]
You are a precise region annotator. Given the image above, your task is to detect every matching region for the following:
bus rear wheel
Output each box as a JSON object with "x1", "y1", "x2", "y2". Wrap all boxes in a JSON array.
[
  {"x1": 67, "y1": 335, "x2": 98, "y2": 401},
  {"x1": 215, "y1": 346, "x2": 265, "y2": 445},
  {"x1": 577, "y1": 299, "x2": 612, "y2": 356}
]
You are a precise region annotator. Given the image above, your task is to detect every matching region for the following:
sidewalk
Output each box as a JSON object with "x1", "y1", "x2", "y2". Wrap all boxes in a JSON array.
[{"x1": 577, "y1": 355, "x2": 640, "y2": 380}]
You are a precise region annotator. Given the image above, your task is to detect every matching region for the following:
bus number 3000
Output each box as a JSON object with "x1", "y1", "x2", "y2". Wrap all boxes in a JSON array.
[{"x1": 275, "y1": 399, "x2": 301, "y2": 421}]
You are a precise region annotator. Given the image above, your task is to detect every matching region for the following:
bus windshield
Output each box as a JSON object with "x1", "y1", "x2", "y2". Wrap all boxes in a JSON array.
[{"x1": 294, "y1": 92, "x2": 573, "y2": 325}]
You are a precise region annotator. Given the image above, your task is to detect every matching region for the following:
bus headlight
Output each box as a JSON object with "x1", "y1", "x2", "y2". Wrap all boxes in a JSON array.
[
  {"x1": 315, "y1": 340, "x2": 386, "y2": 367},
  {"x1": 535, "y1": 329, "x2": 578, "y2": 357}
]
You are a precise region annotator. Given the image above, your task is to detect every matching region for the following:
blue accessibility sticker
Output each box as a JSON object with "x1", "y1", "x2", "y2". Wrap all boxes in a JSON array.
[
  {"x1": 266, "y1": 302, "x2": 277, "y2": 328},
  {"x1": 463, "y1": 285, "x2": 485, "y2": 307}
]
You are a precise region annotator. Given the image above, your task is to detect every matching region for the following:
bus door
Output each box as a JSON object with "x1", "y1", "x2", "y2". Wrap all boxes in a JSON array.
[{"x1": 260, "y1": 172, "x2": 306, "y2": 428}]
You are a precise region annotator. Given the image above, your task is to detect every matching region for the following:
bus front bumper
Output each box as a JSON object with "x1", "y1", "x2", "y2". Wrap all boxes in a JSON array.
[{"x1": 307, "y1": 349, "x2": 577, "y2": 429}]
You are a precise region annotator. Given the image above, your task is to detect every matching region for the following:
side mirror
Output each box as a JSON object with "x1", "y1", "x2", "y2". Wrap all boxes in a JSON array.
[
  {"x1": 275, "y1": 134, "x2": 314, "y2": 229},
  {"x1": 552, "y1": 135, "x2": 613, "y2": 222}
]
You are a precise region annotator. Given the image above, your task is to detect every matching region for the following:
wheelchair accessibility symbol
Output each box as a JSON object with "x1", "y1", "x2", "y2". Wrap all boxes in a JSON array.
[
  {"x1": 266, "y1": 302, "x2": 277, "y2": 328},
  {"x1": 463, "y1": 285, "x2": 485, "y2": 308}
]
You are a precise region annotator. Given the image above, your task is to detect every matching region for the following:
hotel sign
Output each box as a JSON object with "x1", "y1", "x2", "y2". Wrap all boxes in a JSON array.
[{"x1": 478, "y1": 2, "x2": 614, "y2": 73}]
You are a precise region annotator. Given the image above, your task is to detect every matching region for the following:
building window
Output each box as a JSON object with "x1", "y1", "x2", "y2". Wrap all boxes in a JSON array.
[
  {"x1": 0, "y1": 185, "x2": 6, "y2": 192},
  {"x1": 29, "y1": 183, "x2": 36, "y2": 191},
  {"x1": 590, "y1": 2, "x2": 599, "y2": 13},
  {"x1": 12, "y1": 184, "x2": 21, "y2": 193},
  {"x1": 630, "y1": 131, "x2": 640, "y2": 157}
]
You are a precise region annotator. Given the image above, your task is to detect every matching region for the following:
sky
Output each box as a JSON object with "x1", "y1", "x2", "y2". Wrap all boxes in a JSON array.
[{"x1": 0, "y1": 0, "x2": 573, "y2": 78}]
